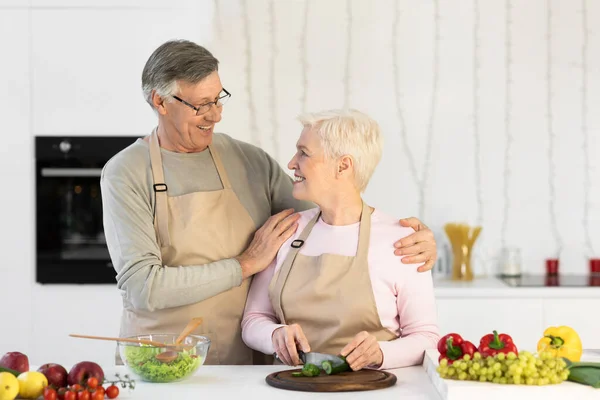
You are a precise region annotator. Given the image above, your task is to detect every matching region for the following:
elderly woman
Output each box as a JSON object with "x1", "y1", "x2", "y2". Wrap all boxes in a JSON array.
[{"x1": 241, "y1": 109, "x2": 440, "y2": 370}]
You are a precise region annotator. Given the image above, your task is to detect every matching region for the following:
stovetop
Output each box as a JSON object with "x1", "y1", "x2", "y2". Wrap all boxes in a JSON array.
[{"x1": 499, "y1": 274, "x2": 600, "y2": 287}]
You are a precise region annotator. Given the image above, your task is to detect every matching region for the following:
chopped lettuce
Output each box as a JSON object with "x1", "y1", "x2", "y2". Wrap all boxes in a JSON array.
[{"x1": 122, "y1": 345, "x2": 202, "y2": 383}]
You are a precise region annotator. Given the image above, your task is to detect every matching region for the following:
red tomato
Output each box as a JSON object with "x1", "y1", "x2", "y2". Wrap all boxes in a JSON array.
[
  {"x1": 57, "y1": 387, "x2": 68, "y2": 400},
  {"x1": 64, "y1": 391, "x2": 77, "y2": 400},
  {"x1": 77, "y1": 390, "x2": 90, "y2": 400},
  {"x1": 86, "y1": 377, "x2": 98, "y2": 390},
  {"x1": 106, "y1": 385, "x2": 119, "y2": 399},
  {"x1": 44, "y1": 387, "x2": 58, "y2": 400},
  {"x1": 71, "y1": 384, "x2": 83, "y2": 392},
  {"x1": 91, "y1": 391, "x2": 104, "y2": 400},
  {"x1": 95, "y1": 386, "x2": 105, "y2": 396}
]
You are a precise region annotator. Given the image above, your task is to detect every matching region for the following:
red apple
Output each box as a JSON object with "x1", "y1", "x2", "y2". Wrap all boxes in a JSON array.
[
  {"x1": 0, "y1": 351, "x2": 29, "y2": 373},
  {"x1": 67, "y1": 361, "x2": 104, "y2": 386},
  {"x1": 38, "y1": 363, "x2": 68, "y2": 388}
]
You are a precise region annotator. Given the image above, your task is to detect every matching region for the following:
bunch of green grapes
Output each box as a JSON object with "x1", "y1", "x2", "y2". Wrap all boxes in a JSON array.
[{"x1": 436, "y1": 351, "x2": 570, "y2": 385}]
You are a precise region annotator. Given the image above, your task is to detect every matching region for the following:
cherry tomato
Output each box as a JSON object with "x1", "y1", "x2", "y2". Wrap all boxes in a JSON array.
[
  {"x1": 57, "y1": 387, "x2": 68, "y2": 400},
  {"x1": 94, "y1": 386, "x2": 105, "y2": 396},
  {"x1": 71, "y1": 384, "x2": 83, "y2": 392},
  {"x1": 64, "y1": 391, "x2": 77, "y2": 400},
  {"x1": 91, "y1": 391, "x2": 104, "y2": 400},
  {"x1": 44, "y1": 387, "x2": 56, "y2": 395},
  {"x1": 86, "y1": 377, "x2": 98, "y2": 390},
  {"x1": 106, "y1": 385, "x2": 119, "y2": 399},
  {"x1": 44, "y1": 387, "x2": 58, "y2": 400},
  {"x1": 77, "y1": 390, "x2": 90, "y2": 400}
]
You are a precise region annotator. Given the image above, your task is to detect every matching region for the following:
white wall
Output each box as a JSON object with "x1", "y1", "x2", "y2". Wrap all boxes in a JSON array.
[{"x1": 1, "y1": 0, "x2": 599, "y2": 368}]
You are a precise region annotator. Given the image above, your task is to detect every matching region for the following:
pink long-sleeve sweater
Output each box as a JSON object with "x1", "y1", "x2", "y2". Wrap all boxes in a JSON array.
[{"x1": 241, "y1": 207, "x2": 440, "y2": 369}]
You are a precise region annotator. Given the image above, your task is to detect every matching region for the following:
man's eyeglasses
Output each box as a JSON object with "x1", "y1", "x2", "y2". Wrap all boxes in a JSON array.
[{"x1": 172, "y1": 88, "x2": 231, "y2": 116}]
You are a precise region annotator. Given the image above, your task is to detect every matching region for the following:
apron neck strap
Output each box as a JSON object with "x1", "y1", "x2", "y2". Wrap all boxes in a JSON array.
[
  {"x1": 149, "y1": 128, "x2": 166, "y2": 186},
  {"x1": 294, "y1": 210, "x2": 320, "y2": 245},
  {"x1": 149, "y1": 128, "x2": 171, "y2": 247},
  {"x1": 355, "y1": 200, "x2": 372, "y2": 263},
  {"x1": 208, "y1": 144, "x2": 232, "y2": 190}
]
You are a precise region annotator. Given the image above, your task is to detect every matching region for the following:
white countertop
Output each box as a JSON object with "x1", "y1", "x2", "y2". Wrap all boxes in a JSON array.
[
  {"x1": 433, "y1": 276, "x2": 600, "y2": 298},
  {"x1": 86, "y1": 364, "x2": 442, "y2": 400},
  {"x1": 32, "y1": 350, "x2": 600, "y2": 399}
]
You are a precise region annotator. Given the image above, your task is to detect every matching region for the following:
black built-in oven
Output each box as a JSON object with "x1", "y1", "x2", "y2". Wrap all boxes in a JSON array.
[{"x1": 35, "y1": 136, "x2": 140, "y2": 284}]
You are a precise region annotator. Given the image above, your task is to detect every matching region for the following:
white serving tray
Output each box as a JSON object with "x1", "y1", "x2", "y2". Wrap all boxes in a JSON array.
[{"x1": 423, "y1": 348, "x2": 599, "y2": 400}]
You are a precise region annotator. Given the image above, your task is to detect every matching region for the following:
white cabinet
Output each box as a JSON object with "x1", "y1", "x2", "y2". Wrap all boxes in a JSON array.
[
  {"x1": 435, "y1": 299, "x2": 544, "y2": 351},
  {"x1": 0, "y1": 8, "x2": 33, "y2": 357},
  {"x1": 542, "y1": 299, "x2": 600, "y2": 349},
  {"x1": 434, "y1": 279, "x2": 600, "y2": 354},
  {"x1": 30, "y1": 285, "x2": 123, "y2": 368}
]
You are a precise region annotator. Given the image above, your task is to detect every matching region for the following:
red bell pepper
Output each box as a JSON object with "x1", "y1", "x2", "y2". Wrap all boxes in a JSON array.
[
  {"x1": 437, "y1": 333, "x2": 477, "y2": 364},
  {"x1": 478, "y1": 330, "x2": 518, "y2": 357}
]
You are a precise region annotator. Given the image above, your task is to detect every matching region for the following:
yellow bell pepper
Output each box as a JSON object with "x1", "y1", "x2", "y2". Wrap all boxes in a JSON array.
[{"x1": 537, "y1": 325, "x2": 583, "y2": 362}]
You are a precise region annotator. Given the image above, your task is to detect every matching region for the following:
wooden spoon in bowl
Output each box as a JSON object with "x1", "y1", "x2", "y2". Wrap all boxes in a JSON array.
[
  {"x1": 155, "y1": 317, "x2": 204, "y2": 363},
  {"x1": 69, "y1": 334, "x2": 168, "y2": 347}
]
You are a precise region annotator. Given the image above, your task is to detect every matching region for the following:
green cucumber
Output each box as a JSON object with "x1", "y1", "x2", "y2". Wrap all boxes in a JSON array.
[
  {"x1": 301, "y1": 363, "x2": 320, "y2": 377},
  {"x1": 0, "y1": 366, "x2": 21, "y2": 377},
  {"x1": 321, "y1": 358, "x2": 350, "y2": 375},
  {"x1": 321, "y1": 361, "x2": 334, "y2": 374}
]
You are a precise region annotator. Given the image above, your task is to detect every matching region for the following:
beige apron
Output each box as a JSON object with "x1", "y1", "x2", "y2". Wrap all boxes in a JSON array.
[
  {"x1": 269, "y1": 201, "x2": 396, "y2": 357},
  {"x1": 118, "y1": 129, "x2": 256, "y2": 365}
]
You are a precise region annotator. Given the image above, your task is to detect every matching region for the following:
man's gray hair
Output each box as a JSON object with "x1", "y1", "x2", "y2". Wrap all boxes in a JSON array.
[{"x1": 142, "y1": 39, "x2": 219, "y2": 108}]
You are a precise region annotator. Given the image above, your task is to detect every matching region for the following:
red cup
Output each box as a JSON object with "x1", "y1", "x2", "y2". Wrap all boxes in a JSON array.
[
  {"x1": 545, "y1": 275, "x2": 559, "y2": 287},
  {"x1": 546, "y1": 258, "x2": 559, "y2": 275},
  {"x1": 590, "y1": 259, "x2": 600, "y2": 274},
  {"x1": 589, "y1": 275, "x2": 600, "y2": 287}
]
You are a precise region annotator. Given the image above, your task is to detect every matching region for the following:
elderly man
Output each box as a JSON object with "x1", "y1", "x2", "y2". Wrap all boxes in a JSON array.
[{"x1": 100, "y1": 39, "x2": 437, "y2": 366}]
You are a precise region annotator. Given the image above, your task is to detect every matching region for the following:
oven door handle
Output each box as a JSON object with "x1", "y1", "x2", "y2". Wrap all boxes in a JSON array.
[{"x1": 40, "y1": 168, "x2": 103, "y2": 177}]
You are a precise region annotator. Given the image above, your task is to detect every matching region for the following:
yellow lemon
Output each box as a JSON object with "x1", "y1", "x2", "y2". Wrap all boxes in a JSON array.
[
  {"x1": 0, "y1": 372, "x2": 19, "y2": 400},
  {"x1": 16, "y1": 371, "x2": 47, "y2": 399}
]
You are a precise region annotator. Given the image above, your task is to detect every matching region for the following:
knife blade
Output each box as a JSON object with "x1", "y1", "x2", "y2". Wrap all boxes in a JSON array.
[{"x1": 298, "y1": 351, "x2": 346, "y2": 366}]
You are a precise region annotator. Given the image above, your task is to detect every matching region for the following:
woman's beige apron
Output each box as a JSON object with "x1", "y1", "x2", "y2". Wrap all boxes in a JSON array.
[
  {"x1": 269, "y1": 201, "x2": 396, "y2": 359},
  {"x1": 118, "y1": 130, "x2": 256, "y2": 365}
]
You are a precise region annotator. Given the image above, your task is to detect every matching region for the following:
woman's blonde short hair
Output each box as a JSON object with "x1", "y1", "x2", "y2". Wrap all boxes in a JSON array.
[{"x1": 297, "y1": 109, "x2": 383, "y2": 192}]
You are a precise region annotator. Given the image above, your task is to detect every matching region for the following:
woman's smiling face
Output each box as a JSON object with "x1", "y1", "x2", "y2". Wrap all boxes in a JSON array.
[{"x1": 287, "y1": 126, "x2": 338, "y2": 202}]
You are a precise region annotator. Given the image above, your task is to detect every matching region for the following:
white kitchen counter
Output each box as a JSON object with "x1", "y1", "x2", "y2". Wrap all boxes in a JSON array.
[
  {"x1": 78, "y1": 364, "x2": 442, "y2": 400},
  {"x1": 433, "y1": 276, "x2": 600, "y2": 298},
  {"x1": 36, "y1": 350, "x2": 600, "y2": 400}
]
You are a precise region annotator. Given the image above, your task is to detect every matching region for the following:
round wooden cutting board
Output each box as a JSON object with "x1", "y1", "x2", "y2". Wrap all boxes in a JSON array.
[{"x1": 265, "y1": 369, "x2": 397, "y2": 392}]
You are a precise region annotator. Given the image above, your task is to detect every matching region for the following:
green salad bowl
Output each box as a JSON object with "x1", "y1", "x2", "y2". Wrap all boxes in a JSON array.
[{"x1": 118, "y1": 334, "x2": 211, "y2": 383}]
